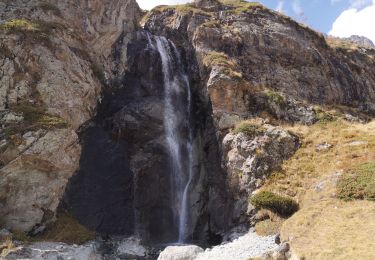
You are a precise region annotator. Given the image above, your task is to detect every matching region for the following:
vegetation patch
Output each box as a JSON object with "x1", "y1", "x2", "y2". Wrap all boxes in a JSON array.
[
  {"x1": 264, "y1": 90, "x2": 286, "y2": 106},
  {"x1": 12, "y1": 103, "x2": 68, "y2": 129},
  {"x1": 37, "y1": 213, "x2": 95, "y2": 245},
  {"x1": 1, "y1": 103, "x2": 69, "y2": 143},
  {"x1": 233, "y1": 121, "x2": 265, "y2": 137},
  {"x1": 314, "y1": 107, "x2": 337, "y2": 124},
  {"x1": 0, "y1": 19, "x2": 40, "y2": 32},
  {"x1": 337, "y1": 161, "x2": 375, "y2": 201},
  {"x1": 250, "y1": 191, "x2": 299, "y2": 217},
  {"x1": 203, "y1": 51, "x2": 243, "y2": 79},
  {"x1": 219, "y1": 0, "x2": 266, "y2": 14},
  {"x1": 0, "y1": 19, "x2": 65, "y2": 47}
]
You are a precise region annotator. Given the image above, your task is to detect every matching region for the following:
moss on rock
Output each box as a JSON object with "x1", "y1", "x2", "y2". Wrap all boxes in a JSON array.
[{"x1": 233, "y1": 121, "x2": 265, "y2": 137}]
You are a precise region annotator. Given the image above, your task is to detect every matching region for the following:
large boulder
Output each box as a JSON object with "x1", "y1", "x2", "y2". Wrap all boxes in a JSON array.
[{"x1": 222, "y1": 122, "x2": 300, "y2": 223}]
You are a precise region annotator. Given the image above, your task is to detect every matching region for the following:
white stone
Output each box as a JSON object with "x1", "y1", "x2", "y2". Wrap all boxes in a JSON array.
[{"x1": 158, "y1": 245, "x2": 204, "y2": 260}]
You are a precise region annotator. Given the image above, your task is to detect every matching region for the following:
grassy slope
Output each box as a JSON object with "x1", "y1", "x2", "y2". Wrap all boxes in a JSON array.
[{"x1": 262, "y1": 119, "x2": 375, "y2": 259}]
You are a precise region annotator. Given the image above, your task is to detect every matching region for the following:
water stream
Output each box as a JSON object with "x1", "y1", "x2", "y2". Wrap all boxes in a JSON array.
[{"x1": 147, "y1": 34, "x2": 194, "y2": 243}]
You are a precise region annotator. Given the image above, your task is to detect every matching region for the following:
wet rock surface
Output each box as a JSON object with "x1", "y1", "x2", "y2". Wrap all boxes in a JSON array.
[{"x1": 63, "y1": 31, "x2": 230, "y2": 245}]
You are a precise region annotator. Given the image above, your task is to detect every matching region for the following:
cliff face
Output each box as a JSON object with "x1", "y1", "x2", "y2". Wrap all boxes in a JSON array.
[
  {"x1": 1, "y1": 0, "x2": 375, "y2": 252},
  {"x1": 0, "y1": 0, "x2": 142, "y2": 233},
  {"x1": 144, "y1": 0, "x2": 375, "y2": 128}
]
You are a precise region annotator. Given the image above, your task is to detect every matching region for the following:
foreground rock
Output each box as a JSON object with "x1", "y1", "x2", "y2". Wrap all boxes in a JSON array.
[
  {"x1": 158, "y1": 245, "x2": 204, "y2": 260},
  {"x1": 196, "y1": 231, "x2": 277, "y2": 260},
  {"x1": 222, "y1": 122, "x2": 300, "y2": 224},
  {"x1": 4, "y1": 242, "x2": 101, "y2": 260},
  {"x1": 2, "y1": 236, "x2": 152, "y2": 259}
]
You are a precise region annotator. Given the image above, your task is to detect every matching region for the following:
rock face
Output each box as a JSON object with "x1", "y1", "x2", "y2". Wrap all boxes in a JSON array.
[
  {"x1": 222, "y1": 122, "x2": 299, "y2": 224},
  {"x1": 0, "y1": 0, "x2": 142, "y2": 233},
  {"x1": 347, "y1": 35, "x2": 375, "y2": 49},
  {"x1": 144, "y1": 0, "x2": 375, "y2": 128},
  {"x1": 63, "y1": 31, "x2": 230, "y2": 244},
  {"x1": 1, "y1": 0, "x2": 375, "y2": 250}
]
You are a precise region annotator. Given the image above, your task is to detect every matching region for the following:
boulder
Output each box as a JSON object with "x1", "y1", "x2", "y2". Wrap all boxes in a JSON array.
[{"x1": 158, "y1": 245, "x2": 204, "y2": 260}]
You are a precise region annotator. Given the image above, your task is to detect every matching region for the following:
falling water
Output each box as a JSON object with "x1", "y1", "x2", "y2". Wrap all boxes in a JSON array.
[{"x1": 147, "y1": 34, "x2": 194, "y2": 243}]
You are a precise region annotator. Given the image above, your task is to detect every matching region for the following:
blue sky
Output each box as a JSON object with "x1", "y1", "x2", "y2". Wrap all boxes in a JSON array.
[{"x1": 136, "y1": 0, "x2": 375, "y2": 43}]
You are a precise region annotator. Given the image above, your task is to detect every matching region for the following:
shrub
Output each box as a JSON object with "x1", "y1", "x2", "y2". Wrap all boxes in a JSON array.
[
  {"x1": 337, "y1": 161, "x2": 375, "y2": 201},
  {"x1": 314, "y1": 108, "x2": 336, "y2": 124},
  {"x1": 233, "y1": 122, "x2": 265, "y2": 137},
  {"x1": 0, "y1": 19, "x2": 39, "y2": 32},
  {"x1": 250, "y1": 191, "x2": 299, "y2": 217},
  {"x1": 265, "y1": 90, "x2": 286, "y2": 106}
]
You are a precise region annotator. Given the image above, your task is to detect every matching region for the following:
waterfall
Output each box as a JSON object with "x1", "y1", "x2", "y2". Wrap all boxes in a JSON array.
[{"x1": 147, "y1": 34, "x2": 194, "y2": 243}]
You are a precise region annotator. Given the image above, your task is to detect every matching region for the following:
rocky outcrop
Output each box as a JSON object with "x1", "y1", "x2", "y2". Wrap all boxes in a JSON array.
[
  {"x1": 144, "y1": 0, "x2": 375, "y2": 129},
  {"x1": 0, "y1": 0, "x2": 142, "y2": 233},
  {"x1": 222, "y1": 122, "x2": 299, "y2": 224}
]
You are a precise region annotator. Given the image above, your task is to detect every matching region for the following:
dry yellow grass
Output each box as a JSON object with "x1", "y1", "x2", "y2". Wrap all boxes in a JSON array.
[
  {"x1": 262, "y1": 119, "x2": 375, "y2": 259},
  {"x1": 281, "y1": 200, "x2": 375, "y2": 260},
  {"x1": 264, "y1": 119, "x2": 375, "y2": 203}
]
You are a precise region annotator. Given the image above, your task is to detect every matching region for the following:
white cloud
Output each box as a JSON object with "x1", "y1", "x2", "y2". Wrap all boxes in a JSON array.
[
  {"x1": 276, "y1": 1, "x2": 285, "y2": 13},
  {"x1": 329, "y1": 0, "x2": 375, "y2": 43},
  {"x1": 136, "y1": 0, "x2": 190, "y2": 10}
]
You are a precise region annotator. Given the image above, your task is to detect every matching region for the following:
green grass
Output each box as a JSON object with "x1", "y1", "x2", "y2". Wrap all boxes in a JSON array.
[
  {"x1": 0, "y1": 19, "x2": 39, "y2": 32},
  {"x1": 1, "y1": 103, "x2": 69, "y2": 142},
  {"x1": 233, "y1": 121, "x2": 265, "y2": 137},
  {"x1": 337, "y1": 161, "x2": 375, "y2": 201},
  {"x1": 0, "y1": 19, "x2": 64, "y2": 34},
  {"x1": 203, "y1": 51, "x2": 243, "y2": 79},
  {"x1": 250, "y1": 191, "x2": 299, "y2": 217}
]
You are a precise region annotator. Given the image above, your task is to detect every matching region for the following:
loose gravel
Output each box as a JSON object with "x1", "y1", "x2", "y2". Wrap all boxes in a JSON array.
[{"x1": 195, "y1": 231, "x2": 278, "y2": 260}]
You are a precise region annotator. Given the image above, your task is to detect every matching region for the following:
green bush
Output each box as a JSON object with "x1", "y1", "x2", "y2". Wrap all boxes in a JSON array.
[
  {"x1": 233, "y1": 122, "x2": 265, "y2": 137},
  {"x1": 0, "y1": 19, "x2": 39, "y2": 32},
  {"x1": 337, "y1": 161, "x2": 375, "y2": 201},
  {"x1": 250, "y1": 191, "x2": 299, "y2": 217},
  {"x1": 314, "y1": 108, "x2": 336, "y2": 124},
  {"x1": 265, "y1": 90, "x2": 286, "y2": 106}
]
